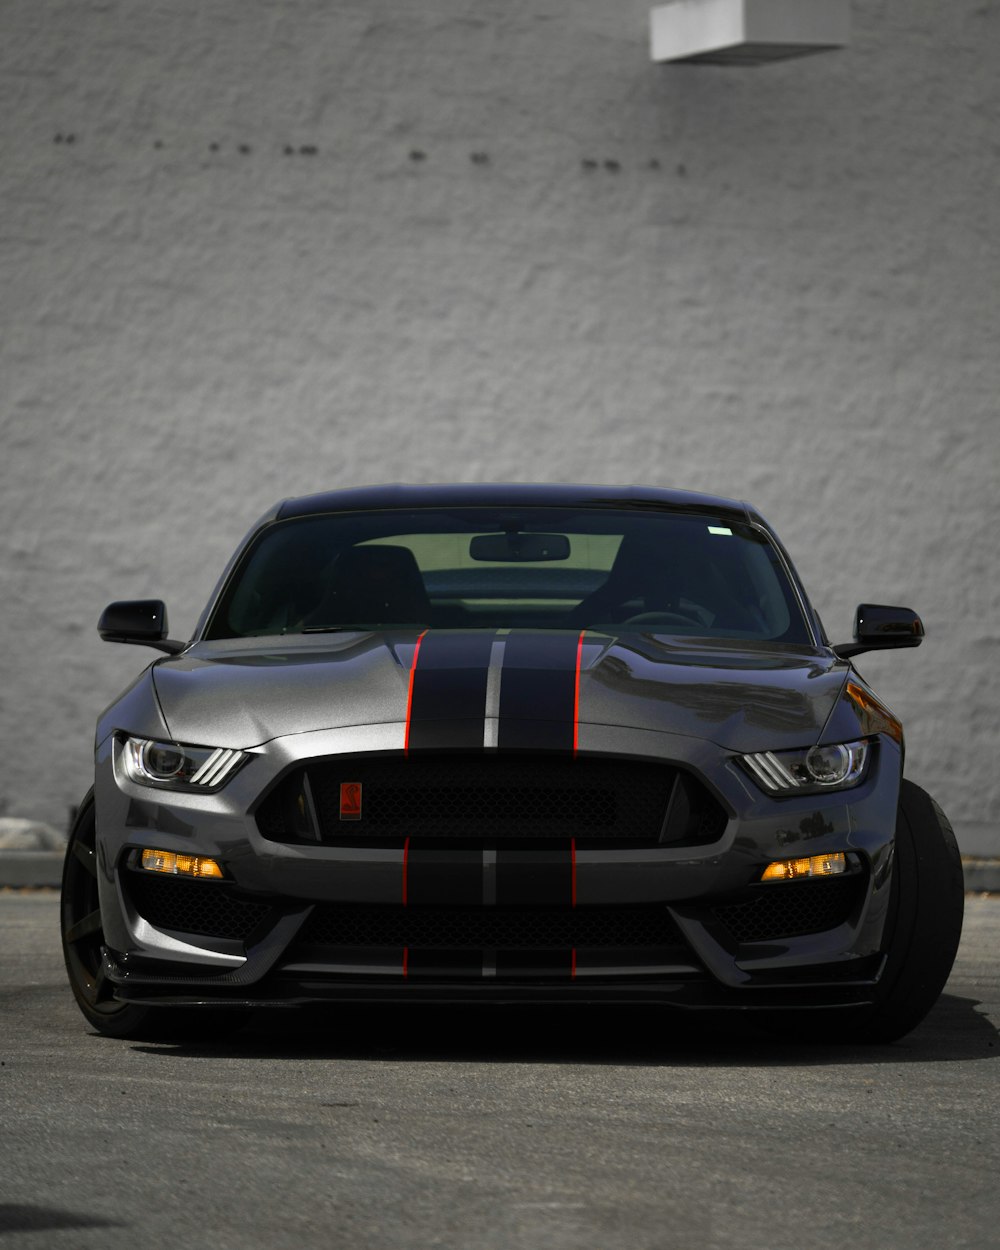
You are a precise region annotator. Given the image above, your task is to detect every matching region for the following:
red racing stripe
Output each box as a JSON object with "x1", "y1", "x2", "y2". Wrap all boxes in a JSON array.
[
  {"x1": 573, "y1": 629, "x2": 585, "y2": 755},
  {"x1": 403, "y1": 630, "x2": 428, "y2": 755}
]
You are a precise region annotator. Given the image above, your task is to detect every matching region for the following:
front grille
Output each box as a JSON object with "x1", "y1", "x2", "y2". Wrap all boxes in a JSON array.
[
  {"x1": 257, "y1": 753, "x2": 728, "y2": 846},
  {"x1": 126, "y1": 873, "x2": 272, "y2": 941},
  {"x1": 713, "y1": 875, "x2": 865, "y2": 944},
  {"x1": 294, "y1": 904, "x2": 685, "y2": 951}
]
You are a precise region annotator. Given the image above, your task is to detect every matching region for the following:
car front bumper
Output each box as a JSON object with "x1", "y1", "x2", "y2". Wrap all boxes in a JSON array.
[{"x1": 92, "y1": 722, "x2": 901, "y2": 1012}]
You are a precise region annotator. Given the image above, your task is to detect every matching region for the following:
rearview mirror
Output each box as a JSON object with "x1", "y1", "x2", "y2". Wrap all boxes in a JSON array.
[
  {"x1": 833, "y1": 604, "x2": 924, "y2": 660},
  {"x1": 469, "y1": 533, "x2": 571, "y2": 562},
  {"x1": 97, "y1": 600, "x2": 185, "y2": 655}
]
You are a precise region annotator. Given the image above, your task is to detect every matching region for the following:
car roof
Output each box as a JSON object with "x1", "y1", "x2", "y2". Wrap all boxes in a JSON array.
[{"x1": 276, "y1": 483, "x2": 757, "y2": 522}]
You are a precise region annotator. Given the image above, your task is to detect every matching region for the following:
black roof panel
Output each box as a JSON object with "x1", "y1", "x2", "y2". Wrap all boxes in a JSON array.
[{"x1": 276, "y1": 482, "x2": 754, "y2": 521}]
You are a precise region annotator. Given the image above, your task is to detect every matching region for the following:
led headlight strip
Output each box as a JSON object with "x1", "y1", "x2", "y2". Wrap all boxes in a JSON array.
[
  {"x1": 189, "y1": 748, "x2": 245, "y2": 787},
  {"x1": 123, "y1": 737, "x2": 249, "y2": 790},
  {"x1": 739, "y1": 739, "x2": 869, "y2": 795}
]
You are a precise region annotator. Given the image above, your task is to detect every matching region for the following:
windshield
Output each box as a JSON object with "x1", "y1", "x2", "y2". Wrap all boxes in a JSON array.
[{"x1": 204, "y1": 507, "x2": 812, "y2": 644}]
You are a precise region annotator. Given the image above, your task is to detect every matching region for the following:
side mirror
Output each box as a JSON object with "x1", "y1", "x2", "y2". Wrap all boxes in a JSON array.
[
  {"x1": 97, "y1": 600, "x2": 186, "y2": 655},
  {"x1": 833, "y1": 604, "x2": 925, "y2": 660}
]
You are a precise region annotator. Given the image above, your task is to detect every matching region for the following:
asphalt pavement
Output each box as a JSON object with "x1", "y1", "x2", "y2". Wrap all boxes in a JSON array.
[{"x1": 1, "y1": 892, "x2": 999, "y2": 1250}]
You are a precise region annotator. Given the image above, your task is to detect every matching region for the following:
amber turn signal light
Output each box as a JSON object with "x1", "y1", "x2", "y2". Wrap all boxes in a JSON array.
[
  {"x1": 761, "y1": 852, "x2": 847, "y2": 882},
  {"x1": 140, "y1": 849, "x2": 224, "y2": 879}
]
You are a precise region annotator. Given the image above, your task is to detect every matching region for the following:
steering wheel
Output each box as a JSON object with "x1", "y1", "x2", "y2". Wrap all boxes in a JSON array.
[{"x1": 621, "y1": 609, "x2": 705, "y2": 628}]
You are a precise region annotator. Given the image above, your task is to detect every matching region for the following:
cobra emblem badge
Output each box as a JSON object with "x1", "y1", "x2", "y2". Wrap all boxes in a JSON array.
[{"x1": 339, "y1": 781, "x2": 362, "y2": 821}]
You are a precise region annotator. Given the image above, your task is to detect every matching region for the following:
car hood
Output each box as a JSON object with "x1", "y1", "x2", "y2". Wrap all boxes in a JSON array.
[{"x1": 151, "y1": 630, "x2": 851, "y2": 754}]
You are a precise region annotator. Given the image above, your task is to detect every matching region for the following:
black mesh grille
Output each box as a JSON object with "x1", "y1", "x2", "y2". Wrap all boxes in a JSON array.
[
  {"x1": 295, "y1": 904, "x2": 684, "y2": 951},
  {"x1": 126, "y1": 873, "x2": 272, "y2": 941},
  {"x1": 257, "y1": 754, "x2": 727, "y2": 846},
  {"x1": 713, "y1": 876, "x2": 865, "y2": 943}
]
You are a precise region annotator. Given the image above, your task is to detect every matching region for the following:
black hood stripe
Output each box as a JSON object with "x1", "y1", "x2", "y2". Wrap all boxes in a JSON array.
[
  {"x1": 405, "y1": 629, "x2": 587, "y2": 754},
  {"x1": 405, "y1": 630, "x2": 496, "y2": 751},
  {"x1": 497, "y1": 631, "x2": 580, "y2": 753}
]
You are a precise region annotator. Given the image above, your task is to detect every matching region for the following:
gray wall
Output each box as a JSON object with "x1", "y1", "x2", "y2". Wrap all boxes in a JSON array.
[{"x1": 2, "y1": 0, "x2": 998, "y2": 841}]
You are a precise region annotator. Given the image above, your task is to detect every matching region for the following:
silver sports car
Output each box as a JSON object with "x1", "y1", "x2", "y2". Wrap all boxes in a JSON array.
[{"x1": 62, "y1": 483, "x2": 964, "y2": 1041}]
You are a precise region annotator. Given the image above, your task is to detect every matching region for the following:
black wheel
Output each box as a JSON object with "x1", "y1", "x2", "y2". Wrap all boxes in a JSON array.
[
  {"x1": 61, "y1": 791, "x2": 156, "y2": 1037},
  {"x1": 61, "y1": 794, "x2": 243, "y2": 1041},
  {"x1": 767, "y1": 779, "x2": 964, "y2": 1044}
]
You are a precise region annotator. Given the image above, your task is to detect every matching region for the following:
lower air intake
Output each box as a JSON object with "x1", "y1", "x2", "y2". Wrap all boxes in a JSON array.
[
  {"x1": 713, "y1": 875, "x2": 865, "y2": 944},
  {"x1": 126, "y1": 874, "x2": 272, "y2": 941}
]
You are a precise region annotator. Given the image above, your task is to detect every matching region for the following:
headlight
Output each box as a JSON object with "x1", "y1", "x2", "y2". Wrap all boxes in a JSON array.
[
  {"x1": 738, "y1": 739, "x2": 870, "y2": 795},
  {"x1": 122, "y1": 737, "x2": 249, "y2": 791}
]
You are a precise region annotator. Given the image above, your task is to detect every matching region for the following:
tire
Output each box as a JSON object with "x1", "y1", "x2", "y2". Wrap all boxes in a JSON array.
[
  {"x1": 859, "y1": 779, "x2": 965, "y2": 1041},
  {"x1": 767, "y1": 779, "x2": 965, "y2": 1044},
  {"x1": 61, "y1": 793, "x2": 243, "y2": 1041}
]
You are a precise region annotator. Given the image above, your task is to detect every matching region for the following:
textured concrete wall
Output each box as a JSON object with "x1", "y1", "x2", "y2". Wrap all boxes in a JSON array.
[{"x1": 1, "y1": 0, "x2": 998, "y2": 839}]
